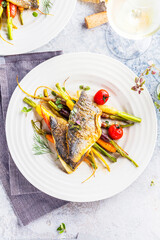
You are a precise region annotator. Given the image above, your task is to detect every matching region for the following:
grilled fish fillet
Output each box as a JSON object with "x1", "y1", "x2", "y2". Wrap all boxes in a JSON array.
[
  {"x1": 67, "y1": 91, "x2": 102, "y2": 163},
  {"x1": 50, "y1": 91, "x2": 102, "y2": 171},
  {"x1": 50, "y1": 116, "x2": 85, "y2": 170},
  {"x1": 8, "y1": 0, "x2": 39, "y2": 9},
  {"x1": 50, "y1": 116, "x2": 68, "y2": 162}
]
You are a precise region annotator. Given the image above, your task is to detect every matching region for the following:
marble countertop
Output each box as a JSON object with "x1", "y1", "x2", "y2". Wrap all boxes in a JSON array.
[{"x1": 0, "y1": 1, "x2": 160, "y2": 239}]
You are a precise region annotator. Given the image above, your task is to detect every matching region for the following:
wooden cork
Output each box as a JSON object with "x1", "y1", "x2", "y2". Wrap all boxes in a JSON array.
[{"x1": 85, "y1": 11, "x2": 108, "y2": 29}]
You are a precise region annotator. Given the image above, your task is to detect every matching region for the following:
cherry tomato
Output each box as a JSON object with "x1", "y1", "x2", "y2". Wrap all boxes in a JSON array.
[
  {"x1": 108, "y1": 124, "x2": 123, "y2": 140},
  {"x1": 6, "y1": 3, "x2": 17, "y2": 18},
  {"x1": 94, "y1": 89, "x2": 109, "y2": 105}
]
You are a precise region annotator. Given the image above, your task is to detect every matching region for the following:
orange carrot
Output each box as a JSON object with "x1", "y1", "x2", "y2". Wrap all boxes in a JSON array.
[
  {"x1": 40, "y1": 105, "x2": 51, "y2": 130},
  {"x1": 97, "y1": 139, "x2": 116, "y2": 153},
  {"x1": 46, "y1": 134, "x2": 54, "y2": 144}
]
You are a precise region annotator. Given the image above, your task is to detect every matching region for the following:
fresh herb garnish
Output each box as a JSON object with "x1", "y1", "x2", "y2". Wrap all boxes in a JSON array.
[
  {"x1": 32, "y1": 132, "x2": 53, "y2": 155},
  {"x1": 21, "y1": 107, "x2": 32, "y2": 114},
  {"x1": 105, "y1": 120, "x2": 109, "y2": 124},
  {"x1": 32, "y1": 12, "x2": 38, "y2": 17},
  {"x1": 150, "y1": 180, "x2": 155, "y2": 186},
  {"x1": 55, "y1": 98, "x2": 61, "y2": 105},
  {"x1": 82, "y1": 117, "x2": 85, "y2": 121},
  {"x1": 62, "y1": 87, "x2": 65, "y2": 91},
  {"x1": 55, "y1": 98, "x2": 63, "y2": 109},
  {"x1": 154, "y1": 102, "x2": 160, "y2": 111},
  {"x1": 43, "y1": 0, "x2": 53, "y2": 14},
  {"x1": 72, "y1": 99, "x2": 76, "y2": 104},
  {"x1": 84, "y1": 86, "x2": 90, "y2": 91},
  {"x1": 51, "y1": 91, "x2": 56, "y2": 96},
  {"x1": 79, "y1": 85, "x2": 90, "y2": 91},
  {"x1": 79, "y1": 85, "x2": 84, "y2": 90},
  {"x1": 1, "y1": 1, "x2": 7, "y2": 7},
  {"x1": 57, "y1": 104, "x2": 63, "y2": 109},
  {"x1": 69, "y1": 125, "x2": 82, "y2": 131},
  {"x1": 69, "y1": 120, "x2": 82, "y2": 131},
  {"x1": 131, "y1": 61, "x2": 160, "y2": 94},
  {"x1": 57, "y1": 223, "x2": 66, "y2": 234}
]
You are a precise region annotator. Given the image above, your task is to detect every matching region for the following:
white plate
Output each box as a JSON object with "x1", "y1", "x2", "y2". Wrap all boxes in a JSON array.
[
  {"x1": 6, "y1": 53, "x2": 157, "y2": 202},
  {"x1": 0, "y1": 0, "x2": 76, "y2": 55}
]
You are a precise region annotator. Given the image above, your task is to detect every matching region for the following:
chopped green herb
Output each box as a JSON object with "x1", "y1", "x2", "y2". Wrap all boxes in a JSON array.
[
  {"x1": 1, "y1": 1, "x2": 7, "y2": 7},
  {"x1": 84, "y1": 86, "x2": 90, "y2": 91},
  {"x1": 57, "y1": 223, "x2": 66, "y2": 234},
  {"x1": 82, "y1": 117, "x2": 85, "y2": 121},
  {"x1": 32, "y1": 12, "x2": 38, "y2": 17},
  {"x1": 79, "y1": 85, "x2": 90, "y2": 91},
  {"x1": 105, "y1": 120, "x2": 109, "y2": 124},
  {"x1": 150, "y1": 180, "x2": 155, "y2": 186},
  {"x1": 69, "y1": 120, "x2": 82, "y2": 131},
  {"x1": 62, "y1": 87, "x2": 66, "y2": 91},
  {"x1": 55, "y1": 98, "x2": 61, "y2": 105},
  {"x1": 72, "y1": 99, "x2": 76, "y2": 104},
  {"x1": 69, "y1": 125, "x2": 82, "y2": 131},
  {"x1": 21, "y1": 107, "x2": 32, "y2": 114},
  {"x1": 57, "y1": 155, "x2": 59, "y2": 159},
  {"x1": 51, "y1": 91, "x2": 56, "y2": 96},
  {"x1": 79, "y1": 85, "x2": 84, "y2": 90},
  {"x1": 57, "y1": 104, "x2": 63, "y2": 109}
]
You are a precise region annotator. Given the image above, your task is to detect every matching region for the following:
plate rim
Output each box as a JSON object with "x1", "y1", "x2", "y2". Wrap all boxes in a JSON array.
[{"x1": 5, "y1": 52, "x2": 157, "y2": 202}]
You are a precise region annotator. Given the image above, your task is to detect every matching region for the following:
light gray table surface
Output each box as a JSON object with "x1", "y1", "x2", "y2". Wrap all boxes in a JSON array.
[{"x1": 0, "y1": 1, "x2": 160, "y2": 240}]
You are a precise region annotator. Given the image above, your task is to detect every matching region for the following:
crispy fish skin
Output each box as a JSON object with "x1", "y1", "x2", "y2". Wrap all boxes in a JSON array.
[
  {"x1": 50, "y1": 116, "x2": 68, "y2": 163},
  {"x1": 8, "y1": 0, "x2": 39, "y2": 9},
  {"x1": 50, "y1": 116, "x2": 84, "y2": 170},
  {"x1": 67, "y1": 91, "x2": 102, "y2": 163}
]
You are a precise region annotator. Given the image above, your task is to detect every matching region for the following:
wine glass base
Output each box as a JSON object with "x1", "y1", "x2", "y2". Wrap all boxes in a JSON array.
[{"x1": 106, "y1": 26, "x2": 152, "y2": 60}]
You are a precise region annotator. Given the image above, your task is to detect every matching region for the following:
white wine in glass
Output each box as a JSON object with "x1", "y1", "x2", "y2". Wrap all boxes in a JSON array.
[{"x1": 106, "y1": 0, "x2": 160, "y2": 59}]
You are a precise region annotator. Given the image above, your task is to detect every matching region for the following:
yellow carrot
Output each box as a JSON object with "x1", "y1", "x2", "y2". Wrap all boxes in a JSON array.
[
  {"x1": 56, "y1": 83, "x2": 74, "y2": 110},
  {"x1": 98, "y1": 105, "x2": 141, "y2": 123},
  {"x1": 92, "y1": 148, "x2": 110, "y2": 172}
]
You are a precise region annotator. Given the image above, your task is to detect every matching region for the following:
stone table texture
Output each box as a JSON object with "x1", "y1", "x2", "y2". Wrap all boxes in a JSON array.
[{"x1": 0, "y1": 1, "x2": 160, "y2": 240}]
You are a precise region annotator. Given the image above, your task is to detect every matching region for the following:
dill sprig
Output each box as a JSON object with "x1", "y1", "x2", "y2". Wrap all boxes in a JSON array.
[
  {"x1": 43, "y1": 0, "x2": 53, "y2": 14},
  {"x1": 32, "y1": 132, "x2": 53, "y2": 155}
]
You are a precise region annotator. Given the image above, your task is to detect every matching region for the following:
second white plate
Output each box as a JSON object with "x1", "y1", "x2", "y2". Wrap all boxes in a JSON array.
[{"x1": 0, "y1": 0, "x2": 76, "y2": 55}]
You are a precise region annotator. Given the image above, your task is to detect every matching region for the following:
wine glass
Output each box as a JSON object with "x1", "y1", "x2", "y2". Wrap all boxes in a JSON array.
[{"x1": 106, "y1": 0, "x2": 160, "y2": 59}]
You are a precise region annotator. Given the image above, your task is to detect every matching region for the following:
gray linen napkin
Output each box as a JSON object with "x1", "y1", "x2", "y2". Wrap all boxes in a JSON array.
[{"x1": 0, "y1": 51, "x2": 68, "y2": 226}]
